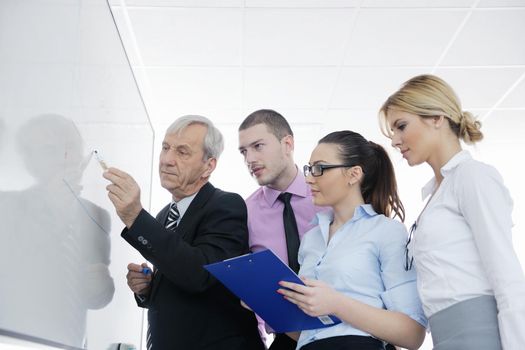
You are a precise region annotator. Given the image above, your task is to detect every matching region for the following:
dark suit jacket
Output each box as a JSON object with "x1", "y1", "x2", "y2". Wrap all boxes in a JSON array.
[{"x1": 122, "y1": 182, "x2": 264, "y2": 350}]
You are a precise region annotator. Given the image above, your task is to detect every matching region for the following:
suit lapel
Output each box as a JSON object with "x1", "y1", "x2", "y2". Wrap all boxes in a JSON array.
[
  {"x1": 176, "y1": 182, "x2": 215, "y2": 242},
  {"x1": 150, "y1": 183, "x2": 216, "y2": 299}
]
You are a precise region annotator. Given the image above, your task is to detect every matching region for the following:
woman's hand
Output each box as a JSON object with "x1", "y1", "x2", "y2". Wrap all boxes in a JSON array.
[{"x1": 277, "y1": 278, "x2": 340, "y2": 317}]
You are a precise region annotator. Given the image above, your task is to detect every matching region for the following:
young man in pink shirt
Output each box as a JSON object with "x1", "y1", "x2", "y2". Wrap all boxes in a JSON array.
[{"x1": 238, "y1": 109, "x2": 319, "y2": 350}]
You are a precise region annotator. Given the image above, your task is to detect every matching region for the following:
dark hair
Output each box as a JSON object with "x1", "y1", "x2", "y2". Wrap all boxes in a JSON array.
[
  {"x1": 239, "y1": 109, "x2": 293, "y2": 140},
  {"x1": 319, "y1": 130, "x2": 405, "y2": 221}
]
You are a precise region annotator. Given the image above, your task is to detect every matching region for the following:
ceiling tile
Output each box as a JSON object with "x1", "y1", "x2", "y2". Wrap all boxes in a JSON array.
[
  {"x1": 126, "y1": 7, "x2": 242, "y2": 66},
  {"x1": 344, "y1": 9, "x2": 467, "y2": 66},
  {"x1": 442, "y1": 9, "x2": 525, "y2": 65},
  {"x1": 246, "y1": 0, "x2": 359, "y2": 7},
  {"x1": 363, "y1": 0, "x2": 474, "y2": 7},
  {"x1": 482, "y1": 109, "x2": 525, "y2": 141},
  {"x1": 244, "y1": 67, "x2": 338, "y2": 110},
  {"x1": 146, "y1": 67, "x2": 243, "y2": 113},
  {"x1": 433, "y1": 67, "x2": 524, "y2": 109},
  {"x1": 244, "y1": 8, "x2": 354, "y2": 66},
  {"x1": 114, "y1": 0, "x2": 242, "y2": 7},
  {"x1": 330, "y1": 67, "x2": 430, "y2": 110},
  {"x1": 477, "y1": 0, "x2": 525, "y2": 7},
  {"x1": 499, "y1": 74, "x2": 525, "y2": 108}
]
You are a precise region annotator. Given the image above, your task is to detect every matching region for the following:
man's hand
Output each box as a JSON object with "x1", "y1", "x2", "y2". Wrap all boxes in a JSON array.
[
  {"x1": 103, "y1": 167, "x2": 143, "y2": 228},
  {"x1": 127, "y1": 262, "x2": 152, "y2": 295}
]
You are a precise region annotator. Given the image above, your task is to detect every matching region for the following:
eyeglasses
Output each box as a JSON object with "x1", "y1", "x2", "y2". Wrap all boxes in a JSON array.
[
  {"x1": 404, "y1": 221, "x2": 417, "y2": 271},
  {"x1": 303, "y1": 164, "x2": 355, "y2": 177}
]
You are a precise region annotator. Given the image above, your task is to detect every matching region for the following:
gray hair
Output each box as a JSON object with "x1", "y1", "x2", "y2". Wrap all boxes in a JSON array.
[{"x1": 166, "y1": 115, "x2": 224, "y2": 160}]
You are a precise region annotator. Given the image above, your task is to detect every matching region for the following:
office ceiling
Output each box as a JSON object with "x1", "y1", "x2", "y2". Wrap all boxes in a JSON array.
[{"x1": 108, "y1": 0, "x2": 525, "y2": 146}]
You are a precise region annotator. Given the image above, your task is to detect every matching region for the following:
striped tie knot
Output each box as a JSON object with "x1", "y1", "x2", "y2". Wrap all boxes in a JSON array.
[{"x1": 165, "y1": 202, "x2": 180, "y2": 230}]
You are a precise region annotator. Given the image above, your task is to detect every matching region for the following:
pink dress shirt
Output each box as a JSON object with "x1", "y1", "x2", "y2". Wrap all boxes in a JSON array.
[
  {"x1": 245, "y1": 169, "x2": 325, "y2": 340},
  {"x1": 246, "y1": 169, "x2": 322, "y2": 265}
]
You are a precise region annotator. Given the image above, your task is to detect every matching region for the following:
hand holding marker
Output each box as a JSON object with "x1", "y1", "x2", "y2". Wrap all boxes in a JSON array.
[
  {"x1": 93, "y1": 150, "x2": 151, "y2": 276},
  {"x1": 96, "y1": 151, "x2": 152, "y2": 276}
]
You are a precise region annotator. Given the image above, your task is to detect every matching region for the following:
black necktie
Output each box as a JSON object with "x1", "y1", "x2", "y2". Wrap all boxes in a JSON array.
[
  {"x1": 165, "y1": 202, "x2": 180, "y2": 230},
  {"x1": 278, "y1": 192, "x2": 300, "y2": 273}
]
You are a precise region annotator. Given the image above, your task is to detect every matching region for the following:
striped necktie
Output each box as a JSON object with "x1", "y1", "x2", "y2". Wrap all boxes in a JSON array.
[{"x1": 165, "y1": 202, "x2": 180, "y2": 230}]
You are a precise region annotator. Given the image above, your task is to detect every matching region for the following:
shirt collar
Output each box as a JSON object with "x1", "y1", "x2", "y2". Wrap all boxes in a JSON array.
[
  {"x1": 421, "y1": 150, "x2": 472, "y2": 199},
  {"x1": 315, "y1": 204, "x2": 377, "y2": 225},
  {"x1": 262, "y1": 166, "x2": 310, "y2": 206},
  {"x1": 172, "y1": 192, "x2": 197, "y2": 219},
  {"x1": 440, "y1": 149, "x2": 471, "y2": 176}
]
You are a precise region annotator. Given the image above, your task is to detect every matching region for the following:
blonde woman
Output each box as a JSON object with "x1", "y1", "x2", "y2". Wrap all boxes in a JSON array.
[{"x1": 379, "y1": 74, "x2": 525, "y2": 349}]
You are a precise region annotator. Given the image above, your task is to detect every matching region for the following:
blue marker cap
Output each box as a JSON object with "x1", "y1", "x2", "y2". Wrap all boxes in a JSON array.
[{"x1": 142, "y1": 267, "x2": 152, "y2": 275}]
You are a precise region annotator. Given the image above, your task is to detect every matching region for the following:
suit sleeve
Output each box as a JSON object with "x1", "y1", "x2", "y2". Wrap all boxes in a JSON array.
[{"x1": 121, "y1": 191, "x2": 249, "y2": 294}]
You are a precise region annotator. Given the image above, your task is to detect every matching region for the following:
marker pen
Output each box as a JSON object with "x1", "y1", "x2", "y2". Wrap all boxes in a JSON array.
[
  {"x1": 142, "y1": 267, "x2": 152, "y2": 275},
  {"x1": 93, "y1": 150, "x2": 108, "y2": 171}
]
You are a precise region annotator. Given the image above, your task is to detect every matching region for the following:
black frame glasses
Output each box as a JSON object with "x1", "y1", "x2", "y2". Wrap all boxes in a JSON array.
[
  {"x1": 404, "y1": 221, "x2": 417, "y2": 271},
  {"x1": 303, "y1": 164, "x2": 355, "y2": 177}
]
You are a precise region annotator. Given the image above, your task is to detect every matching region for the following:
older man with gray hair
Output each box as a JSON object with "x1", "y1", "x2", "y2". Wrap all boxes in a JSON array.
[{"x1": 104, "y1": 115, "x2": 264, "y2": 350}]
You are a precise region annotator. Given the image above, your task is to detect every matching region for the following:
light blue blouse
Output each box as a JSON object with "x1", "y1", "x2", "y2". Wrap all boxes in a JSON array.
[{"x1": 296, "y1": 204, "x2": 427, "y2": 349}]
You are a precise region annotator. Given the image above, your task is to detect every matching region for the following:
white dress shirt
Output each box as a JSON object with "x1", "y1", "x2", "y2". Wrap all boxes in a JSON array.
[{"x1": 411, "y1": 150, "x2": 525, "y2": 349}]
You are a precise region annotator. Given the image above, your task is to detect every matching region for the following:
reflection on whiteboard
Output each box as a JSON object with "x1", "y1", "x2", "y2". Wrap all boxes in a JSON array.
[{"x1": 0, "y1": 114, "x2": 115, "y2": 348}]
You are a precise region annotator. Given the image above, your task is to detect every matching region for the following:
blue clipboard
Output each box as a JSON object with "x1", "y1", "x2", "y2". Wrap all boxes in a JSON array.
[{"x1": 204, "y1": 249, "x2": 341, "y2": 333}]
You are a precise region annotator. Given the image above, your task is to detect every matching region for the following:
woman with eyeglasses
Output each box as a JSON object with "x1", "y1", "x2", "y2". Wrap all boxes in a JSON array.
[
  {"x1": 278, "y1": 130, "x2": 427, "y2": 350},
  {"x1": 379, "y1": 74, "x2": 525, "y2": 350}
]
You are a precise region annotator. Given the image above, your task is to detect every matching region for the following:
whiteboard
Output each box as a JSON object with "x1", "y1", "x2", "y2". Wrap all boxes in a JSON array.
[{"x1": 0, "y1": 0, "x2": 154, "y2": 349}]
